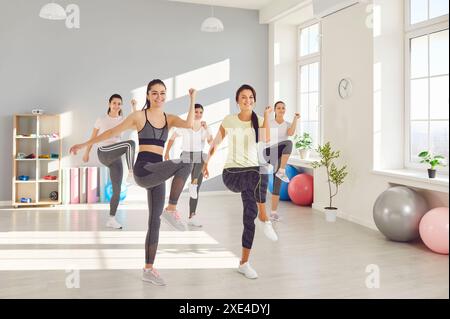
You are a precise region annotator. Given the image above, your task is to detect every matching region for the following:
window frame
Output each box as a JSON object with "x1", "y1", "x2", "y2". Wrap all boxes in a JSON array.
[
  {"x1": 297, "y1": 20, "x2": 322, "y2": 150},
  {"x1": 404, "y1": 0, "x2": 449, "y2": 172}
]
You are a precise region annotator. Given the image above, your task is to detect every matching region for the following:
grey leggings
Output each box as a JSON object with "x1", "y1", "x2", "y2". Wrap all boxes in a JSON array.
[
  {"x1": 133, "y1": 152, "x2": 192, "y2": 264},
  {"x1": 263, "y1": 140, "x2": 293, "y2": 196},
  {"x1": 180, "y1": 151, "x2": 206, "y2": 216},
  {"x1": 222, "y1": 167, "x2": 268, "y2": 250},
  {"x1": 97, "y1": 140, "x2": 136, "y2": 216}
]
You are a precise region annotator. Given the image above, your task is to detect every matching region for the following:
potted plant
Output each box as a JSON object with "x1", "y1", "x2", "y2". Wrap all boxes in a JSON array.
[
  {"x1": 418, "y1": 151, "x2": 447, "y2": 179},
  {"x1": 294, "y1": 133, "x2": 313, "y2": 159},
  {"x1": 312, "y1": 142, "x2": 348, "y2": 222}
]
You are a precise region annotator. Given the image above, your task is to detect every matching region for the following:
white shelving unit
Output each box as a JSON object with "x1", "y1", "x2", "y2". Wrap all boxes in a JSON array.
[{"x1": 12, "y1": 114, "x2": 62, "y2": 208}]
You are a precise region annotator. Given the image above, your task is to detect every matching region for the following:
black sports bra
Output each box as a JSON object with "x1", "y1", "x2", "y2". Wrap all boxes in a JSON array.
[{"x1": 138, "y1": 110, "x2": 169, "y2": 147}]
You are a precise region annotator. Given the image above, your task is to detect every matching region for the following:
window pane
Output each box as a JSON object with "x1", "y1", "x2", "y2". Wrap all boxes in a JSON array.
[
  {"x1": 430, "y1": 76, "x2": 449, "y2": 119},
  {"x1": 300, "y1": 28, "x2": 309, "y2": 57},
  {"x1": 309, "y1": 93, "x2": 319, "y2": 121},
  {"x1": 300, "y1": 94, "x2": 309, "y2": 121},
  {"x1": 308, "y1": 122, "x2": 319, "y2": 148},
  {"x1": 309, "y1": 63, "x2": 320, "y2": 92},
  {"x1": 411, "y1": 35, "x2": 429, "y2": 78},
  {"x1": 411, "y1": 121, "x2": 429, "y2": 162},
  {"x1": 410, "y1": 0, "x2": 429, "y2": 24},
  {"x1": 430, "y1": 0, "x2": 449, "y2": 19},
  {"x1": 430, "y1": 29, "x2": 449, "y2": 76},
  {"x1": 309, "y1": 24, "x2": 320, "y2": 54},
  {"x1": 430, "y1": 121, "x2": 449, "y2": 161},
  {"x1": 300, "y1": 65, "x2": 309, "y2": 93},
  {"x1": 410, "y1": 79, "x2": 429, "y2": 120}
]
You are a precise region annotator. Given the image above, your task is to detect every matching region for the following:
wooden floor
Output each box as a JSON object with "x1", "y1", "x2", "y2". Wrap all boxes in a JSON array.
[{"x1": 0, "y1": 194, "x2": 448, "y2": 299}]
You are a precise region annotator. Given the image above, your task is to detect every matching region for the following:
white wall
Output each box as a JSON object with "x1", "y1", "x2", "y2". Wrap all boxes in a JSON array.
[
  {"x1": 315, "y1": 2, "x2": 448, "y2": 229},
  {"x1": 0, "y1": 0, "x2": 268, "y2": 201}
]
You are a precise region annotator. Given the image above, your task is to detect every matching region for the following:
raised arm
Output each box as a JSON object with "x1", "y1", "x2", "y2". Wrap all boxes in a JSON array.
[
  {"x1": 287, "y1": 113, "x2": 300, "y2": 136},
  {"x1": 202, "y1": 125, "x2": 226, "y2": 178},
  {"x1": 168, "y1": 89, "x2": 197, "y2": 129},
  {"x1": 260, "y1": 106, "x2": 273, "y2": 143},
  {"x1": 164, "y1": 131, "x2": 179, "y2": 161},
  {"x1": 82, "y1": 128, "x2": 99, "y2": 162},
  {"x1": 70, "y1": 112, "x2": 138, "y2": 155}
]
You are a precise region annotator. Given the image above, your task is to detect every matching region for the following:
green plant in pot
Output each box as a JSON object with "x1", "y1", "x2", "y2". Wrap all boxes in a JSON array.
[
  {"x1": 294, "y1": 133, "x2": 313, "y2": 159},
  {"x1": 418, "y1": 151, "x2": 447, "y2": 179},
  {"x1": 312, "y1": 142, "x2": 348, "y2": 222}
]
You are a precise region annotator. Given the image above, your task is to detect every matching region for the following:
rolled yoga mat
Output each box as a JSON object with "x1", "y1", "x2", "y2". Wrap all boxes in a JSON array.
[
  {"x1": 99, "y1": 166, "x2": 110, "y2": 203},
  {"x1": 79, "y1": 167, "x2": 87, "y2": 204},
  {"x1": 70, "y1": 168, "x2": 80, "y2": 204},
  {"x1": 87, "y1": 167, "x2": 99, "y2": 203},
  {"x1": 62, "y1": 168, "x2": 71, "y2": 205}
]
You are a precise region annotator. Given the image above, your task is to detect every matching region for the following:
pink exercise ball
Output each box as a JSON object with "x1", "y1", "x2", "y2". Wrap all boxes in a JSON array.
[
  {"x1": 419, "y1": 207, "x2": 449, "y2": 255},
  {"x1": 288, "y1": 174, "x2": 314, "y2": 206}
]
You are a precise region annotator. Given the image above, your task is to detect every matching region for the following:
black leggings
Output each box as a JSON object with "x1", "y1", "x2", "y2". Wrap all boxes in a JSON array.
[
  {"x1": 222, "y1": 167, "x2": 268, "y2": 250},
  {"x1": 263, "y1": 140, "x2": 293, "y2": 196},
  {"x1": 133, "y1": 152, "x2": 192, "y2": 265},
  {"x1": 97, "y1": 140, "x2": 136, "y2": 216}
]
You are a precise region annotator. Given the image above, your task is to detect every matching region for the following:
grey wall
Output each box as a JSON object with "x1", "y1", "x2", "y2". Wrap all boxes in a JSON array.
[{"x1": 0, "y1": 0, "x2": 268, "y2": 201}]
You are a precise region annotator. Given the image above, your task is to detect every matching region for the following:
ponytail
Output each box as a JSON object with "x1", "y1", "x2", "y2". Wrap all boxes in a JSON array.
[{"x1": 251, "y1": 111, "x2": 259, "y2": 143}]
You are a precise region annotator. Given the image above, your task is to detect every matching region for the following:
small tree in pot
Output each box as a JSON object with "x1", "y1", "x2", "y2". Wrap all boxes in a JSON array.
[
  {"x1": 312, "y1": 142, "x2": 348, "y2": 222},
  {"x1": 418, "y1": 151, "x2": 447, "y2": 179},
  {"x1": 294, "y1": 132, "x2": 313, "y2": 159}
]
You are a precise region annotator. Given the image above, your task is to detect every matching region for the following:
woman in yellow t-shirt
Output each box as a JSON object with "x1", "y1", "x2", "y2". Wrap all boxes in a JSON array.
[{"x1": 203, "y1": 84, "x2": 278, "y2": 280}]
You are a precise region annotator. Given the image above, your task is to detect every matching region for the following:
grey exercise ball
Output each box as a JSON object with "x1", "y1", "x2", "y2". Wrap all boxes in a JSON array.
[{"x1": 373, "y1": 186, "x2": 429, "y2": 242}]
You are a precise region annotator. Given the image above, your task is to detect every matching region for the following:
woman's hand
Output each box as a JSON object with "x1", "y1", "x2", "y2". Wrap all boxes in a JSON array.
[
  {"x1": 131, "y1": 99, "x2": 138, "y2": 111},
  {"x1": 82, "y1": 152, "x2": 90, "y2": 163},
  {"x1": 294, "y1": 113, "x2": 300, "y2": 120},
  {"x1": 189, "y1": 88, "x2": 197, "y2": 99},
  {"x1": 201, "y1": 121, "x2": 208, "y2": 129},
  {"x1": 264, "y1": 106, "x2": 273, "y2": 116},
  {"x1": 70, "y1": 144, "x2": 86, "y2": 155},
  {"x1": 202, "y1": 162, "x2": 210, "y2": 179},
  {"x1": 164, "y1": 153, "x2": 170, "y2": 161}
]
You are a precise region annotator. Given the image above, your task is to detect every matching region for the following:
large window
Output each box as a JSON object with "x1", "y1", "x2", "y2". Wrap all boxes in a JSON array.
[
  {"x1": 298, "y1": 22, "x2": 321, "y2": 148},
  {"x1": 406, "y1": 0, "x2": 449, "y2": 169}
]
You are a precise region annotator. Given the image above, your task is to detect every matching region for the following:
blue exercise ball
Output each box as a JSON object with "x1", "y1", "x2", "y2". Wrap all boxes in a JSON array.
[
  {"x1": 268, "y1": 165, "x2": 299, "y2": 201},
  {"x1": 105, "y1": 182, "x2": 127, "y2": 202}
]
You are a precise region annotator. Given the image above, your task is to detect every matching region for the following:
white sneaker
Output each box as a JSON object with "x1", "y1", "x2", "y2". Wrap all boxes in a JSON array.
[
  {"x1": 238, "y1": 262, "x2": 258, "y2": 279},
  {"x1": 188, "y1": 214, "x2": 202, "y2": 227},
  {"x1": 261, "y1": 220, "x2": 278, "y2": 241},
  {"x1": 275, "y1": 169, "x2": 290, "y2": 183},
  {"x1": 106, "y1": 217, "x2": 122, "y2": 229},
  {"x1": 189, "y1": 183, "x2": 198, "y2": 199}
]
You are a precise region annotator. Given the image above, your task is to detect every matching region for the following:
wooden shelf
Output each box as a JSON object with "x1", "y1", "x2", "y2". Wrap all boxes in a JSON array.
[
  {"x1": 38, "y1": 179, "x2": 59, "y2": 183},
  {"x1": 15, "y1": 159, "x2": 37, "y2": 161},
  {"x1": 15, "y1": 180, "x2": 36, "y2": 183}
]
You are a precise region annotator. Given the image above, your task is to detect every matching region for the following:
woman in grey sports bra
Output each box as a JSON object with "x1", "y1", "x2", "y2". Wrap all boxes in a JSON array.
[{"x1": 70, "y1": 79, "x2": 197, "y2": 286}]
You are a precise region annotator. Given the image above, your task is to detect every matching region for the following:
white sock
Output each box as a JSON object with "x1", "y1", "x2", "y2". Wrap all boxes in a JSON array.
[
  {"x1": 278, "y1": 168, "x2": 285, "y2": 174},
  {"x1": 271, "y1": 211, "x2": 278, "y2": 215}
]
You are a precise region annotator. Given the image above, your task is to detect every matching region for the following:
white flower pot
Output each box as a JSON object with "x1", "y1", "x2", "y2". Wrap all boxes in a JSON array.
[
  {"x1": 324, "y1": 208, "x2": 338, "y2": 222},
  {"x1": 298, "y1": 149, "x2": 311, "y2": 159}
]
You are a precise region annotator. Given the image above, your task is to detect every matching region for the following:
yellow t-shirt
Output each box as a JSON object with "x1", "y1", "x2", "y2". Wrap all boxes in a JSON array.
[{"x1": 222, "y1": 114, "x2": 264, "y2": 168}]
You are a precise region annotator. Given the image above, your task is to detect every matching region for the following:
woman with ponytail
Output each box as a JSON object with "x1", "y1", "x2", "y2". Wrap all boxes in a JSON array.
[
  {"x1": 82, "y1": 94, "x2": 136, "y2": 229},
  {"x1": 70, "y1": 80, "x2": 196, "y2": 286},
  {"x1": 202, "y1": 84, "x2": 278, "y2": 280}
]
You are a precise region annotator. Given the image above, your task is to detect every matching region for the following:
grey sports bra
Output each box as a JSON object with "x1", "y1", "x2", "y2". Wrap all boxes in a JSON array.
[{"x1": 138, "y1": 110, "x2": 169, "y2": 147}]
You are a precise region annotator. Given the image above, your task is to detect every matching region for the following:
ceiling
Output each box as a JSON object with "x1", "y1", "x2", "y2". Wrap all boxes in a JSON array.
[{"x1": 167, "y1": 0, "x2": 274, "y2": 10}]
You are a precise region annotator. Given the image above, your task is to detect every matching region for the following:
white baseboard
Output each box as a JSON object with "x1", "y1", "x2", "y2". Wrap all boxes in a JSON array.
[
  {"x1": 0, "y1": 201, "x2": 12, "y2": 207},
  {"x1": 312, "y1": 204, "x2": 377, "y2": 231}
]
